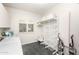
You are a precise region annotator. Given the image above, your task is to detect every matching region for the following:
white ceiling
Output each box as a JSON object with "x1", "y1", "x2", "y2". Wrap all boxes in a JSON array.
[{"x1": 3, "y1": 3, "x2": 57, "y2": 16}]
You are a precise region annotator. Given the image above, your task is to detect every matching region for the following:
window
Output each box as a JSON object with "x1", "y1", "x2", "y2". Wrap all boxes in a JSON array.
[
  {"x1": 28, "y1": 24, "x2": 34, "y2": 32},
  {"x1": 19, "y1": 23, "x2": 27, "y2": 32}
]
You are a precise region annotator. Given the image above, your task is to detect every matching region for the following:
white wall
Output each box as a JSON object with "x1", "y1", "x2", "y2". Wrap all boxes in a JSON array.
[
  {"x1": 5, "y1": 7, "x2": 41, "y2": 45},
  {"x1": 0, "y1": 4, "x2": 10, "y2": 28}
]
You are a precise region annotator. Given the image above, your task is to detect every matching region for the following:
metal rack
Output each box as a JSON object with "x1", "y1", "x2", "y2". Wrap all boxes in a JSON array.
[{"x1": 37, "y1": 18, "x2": 57, "y2": 27}]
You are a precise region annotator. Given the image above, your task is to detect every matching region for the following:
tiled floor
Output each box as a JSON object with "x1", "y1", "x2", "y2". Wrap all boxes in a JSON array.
[{"x1": 22, "y1": 42, "x2": 52, "y2": 55}]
